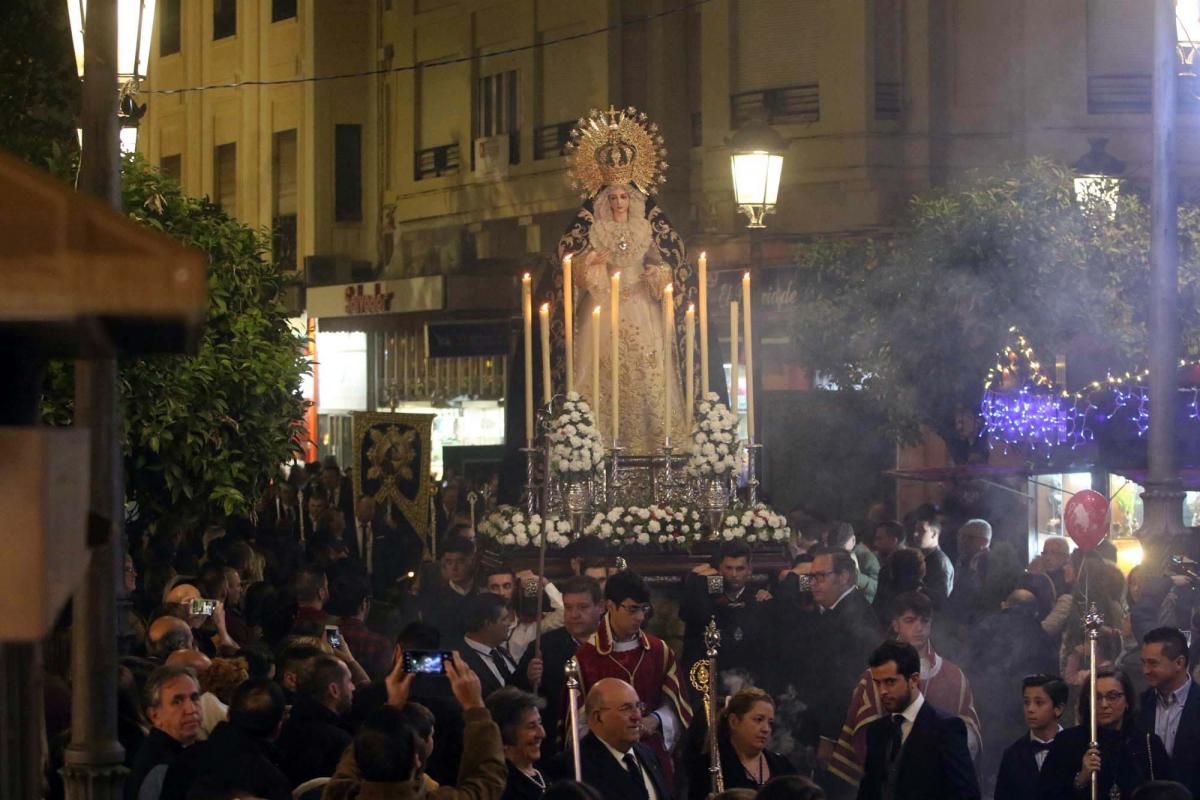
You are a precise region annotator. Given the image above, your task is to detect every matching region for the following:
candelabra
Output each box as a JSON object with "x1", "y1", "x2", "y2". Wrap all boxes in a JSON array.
[
  {"x1": 656, "y1": 444, "x2": 687, "y2": 506},
  {"x1": 745, "y1": 441, "x2": 763, "y2": 506},
  {"x1": 606, "y1": 445, "x2": 625, "y2": 507}
]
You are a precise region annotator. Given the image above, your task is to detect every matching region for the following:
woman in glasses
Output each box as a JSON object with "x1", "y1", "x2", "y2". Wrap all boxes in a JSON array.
[
  {"x1": 1037, "y1": 668, "x2": 1170, "y2": 799},
  {"x1": 686, "y1": 687, "x2": 796, "y2": 799}
]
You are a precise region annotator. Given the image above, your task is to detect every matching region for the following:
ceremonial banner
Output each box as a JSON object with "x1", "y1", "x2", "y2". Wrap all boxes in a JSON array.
[{"x1": 352, "y1": 412, "x2": 435, "y2": 542}]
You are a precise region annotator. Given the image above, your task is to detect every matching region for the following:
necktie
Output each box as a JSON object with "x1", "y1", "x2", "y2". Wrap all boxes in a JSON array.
[
  {"x1": 1030, "y1": 741, "x2": 1051, "y2": 754},
  {"x1": 623, "y1": 752, "x2": 651, "y2": 800},
  {"x1": 888, "y1": 714, "x2": 905, "y2": 762},
  {"x1": 490, "y1": 648, "x2": 514, "y2": 683}
]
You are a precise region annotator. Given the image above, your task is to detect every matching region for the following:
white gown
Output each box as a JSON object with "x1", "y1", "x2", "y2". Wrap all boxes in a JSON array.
[{"x1": 572, "y1": 215, "x2": 689, "y2": 455}]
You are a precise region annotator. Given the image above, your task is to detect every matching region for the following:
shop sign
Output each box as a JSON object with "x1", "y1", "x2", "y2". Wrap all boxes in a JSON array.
[{"x1": 344, "y1": 283, "x2": 395, "y2": 315}]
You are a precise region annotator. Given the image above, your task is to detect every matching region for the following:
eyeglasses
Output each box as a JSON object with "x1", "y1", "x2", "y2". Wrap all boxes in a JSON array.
[
  {"x1": 618, "y1": 603, "x2": 652, "y2": 615},
  {"x1": 598, "y1": 702, "x2": 647, "y2": 716},
  {"x1": 1096, "y1": 691, "x2": 1125, "y2": 704},
  {"x1": 808, "y1": 570, "x2": 836, "y2": 582}
]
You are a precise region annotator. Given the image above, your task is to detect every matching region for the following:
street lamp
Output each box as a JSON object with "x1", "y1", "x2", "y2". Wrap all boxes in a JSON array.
[
  {"x1": 67, "y1": 0, "x2": 157, "y2": 153},
  {"x1": 1070, "y1": 136, "x2": 1125, "y2": 212},
  {"x1": 729, "y1": 116, "x2": 786, "y2": 229}
]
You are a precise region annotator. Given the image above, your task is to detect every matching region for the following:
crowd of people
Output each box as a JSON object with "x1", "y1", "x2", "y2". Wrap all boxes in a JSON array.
[{"x1": 38, "y1": 459, "x2": 1200, "y2": 800}]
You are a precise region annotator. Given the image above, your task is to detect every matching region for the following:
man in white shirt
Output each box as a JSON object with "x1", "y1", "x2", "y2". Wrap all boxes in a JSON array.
[
  {"x1": 456, "y1": 592, "x2": 518, "y2": 699},
  {"x1": 548, "y1": 677, "x2": 671, "y2": 800},
  {"x1": 1139, "y1": 626, "x2": 1200, "y2": 798},
  {"x1": 856, "y1": 640, "x2": 979, "y2": 800}
]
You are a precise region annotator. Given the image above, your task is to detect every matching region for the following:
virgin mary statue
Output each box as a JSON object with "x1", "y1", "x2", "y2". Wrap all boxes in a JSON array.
[{"x1": 556, "y1": 107, "x2": 696, "y2": 455}]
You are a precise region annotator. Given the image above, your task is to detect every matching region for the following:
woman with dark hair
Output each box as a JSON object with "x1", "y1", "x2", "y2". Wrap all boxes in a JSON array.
[
  {"x1": 486, "y1": 687, "x2": 548, "y2": 800},
  {"x1": 687, "y1": 688, "x2": 797, "y2": 800},
  {"x1": 1037, "y1": 668, "x2": 1171, "y2": 799}
]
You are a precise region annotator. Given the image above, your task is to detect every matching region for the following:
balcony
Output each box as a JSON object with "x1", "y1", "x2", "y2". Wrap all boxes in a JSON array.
[
  {"x1": 415, "y1": 143, "x2": 461, "y2": 180},
  {"x1": 731, "y1": 84, "x2": 820, "y2": 128},
  {"x1": 534, "y1": 122, "x2": 573, "y2": 160}
]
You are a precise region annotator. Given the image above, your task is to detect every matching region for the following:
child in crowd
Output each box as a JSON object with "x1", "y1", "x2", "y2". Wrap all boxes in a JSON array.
[{"x1": 993, "y1": 673, "x2": 1068, "y2": 800}]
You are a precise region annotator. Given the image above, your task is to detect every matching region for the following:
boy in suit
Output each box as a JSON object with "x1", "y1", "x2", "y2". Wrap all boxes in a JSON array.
[
  {"x1": 856, "y1": 640, "x2": 979, "y2": 800},
  {"x1": 994, "y1": 674, "x2": 1067, "y2": 800}
]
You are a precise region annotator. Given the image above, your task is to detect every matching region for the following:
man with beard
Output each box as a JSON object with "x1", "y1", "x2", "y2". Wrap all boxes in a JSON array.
[
  {"x1": 831, "y1": 591, "x2": 981, "y2": 790},
  {"x1": 276, "y1": 654, "x2": 357, "y2": 786},
  {"x1": 856, "y1": 641, "x2": 979, "y2": 800}
]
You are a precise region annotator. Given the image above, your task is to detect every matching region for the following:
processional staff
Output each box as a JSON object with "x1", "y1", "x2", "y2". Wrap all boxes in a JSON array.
[
  {"x1": 1085, "y1": 603, "x2": 1104, "y2": 800},
  {"x1": 688, "y1": 617, "x2": 724, "y2": 797},
  {"x1": 564, "y1": 656, "x2": 584, "y2": 781}
]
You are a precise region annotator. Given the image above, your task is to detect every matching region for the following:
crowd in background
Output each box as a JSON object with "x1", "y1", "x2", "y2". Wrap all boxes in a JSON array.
[{"x1": 35, "y1": 457, "x2": 1200, "y2": 800}]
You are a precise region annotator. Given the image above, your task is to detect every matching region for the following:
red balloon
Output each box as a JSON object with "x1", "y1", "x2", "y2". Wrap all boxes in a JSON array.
[{"x1": 1064, "y1": 489, "x2": 1109, "y2": 551}]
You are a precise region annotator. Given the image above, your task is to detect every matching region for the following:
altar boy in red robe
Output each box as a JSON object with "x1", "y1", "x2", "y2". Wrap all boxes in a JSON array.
[{"x1": 572, "y1": 570, "x2": 691, "y2": 778}]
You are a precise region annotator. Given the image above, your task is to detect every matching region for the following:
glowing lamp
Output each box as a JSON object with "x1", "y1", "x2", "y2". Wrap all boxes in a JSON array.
[{"x1": 729, "y1": 117, "x2": 786, "y2": 229}]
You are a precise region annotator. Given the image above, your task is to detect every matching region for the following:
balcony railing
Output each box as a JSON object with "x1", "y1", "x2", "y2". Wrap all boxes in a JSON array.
[
  {"x1": 1088, "y1": 73, "x2": 1200, "y2": 114},
  {"x1": 875, "y1": 82, "x2": 901, "y2": 120},
  {"x1": 415, "y1": 143, "x2": 461, "y2": 180},
  {"x1": 534, "y1": 122, "x2": 574, "y2": 160},
  {"x1": 731, "y1": 84, "x2": 820, "y2": 128}
]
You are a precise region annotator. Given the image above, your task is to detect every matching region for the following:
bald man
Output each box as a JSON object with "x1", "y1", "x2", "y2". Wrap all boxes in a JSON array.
[
  {"x1": 148, "y1": 617, "x2": 195, "y2": 661},
  {"x1": 164, "y1": 582, "x2": 237, "y2": 657},
  {"x1": 548, "y1": 678, "x2": 671, "y2": 800},
  {"x1": 166, "y1": 650, "x2": 226, "y2": 742}
]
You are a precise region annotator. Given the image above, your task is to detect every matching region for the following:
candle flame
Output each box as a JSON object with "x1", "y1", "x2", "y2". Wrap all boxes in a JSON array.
[
  {"x1": 613, "y1": 271, "x2": 621, "y2": 279},
  {"x1": 744, "y1": 271, "x2": 751, "y2": 280},
  {"x1": 701, "y1": 251, "x2": 706, "y2": 259},
  {"x1": 539, "y1": 303, "x2": 550, "y2": 313},
  {"x1": 522, "y1": 272, "x2": 531, "y2": 282},
  {"x1": 688, "y1": 303, "x2": 695, "y2": 312},
  {"x1": 594, "y1": 305, "x2": 601, "y2": 314},
  {"x1": 665, "y1": 283, "x2": 673, "y2": 293}
]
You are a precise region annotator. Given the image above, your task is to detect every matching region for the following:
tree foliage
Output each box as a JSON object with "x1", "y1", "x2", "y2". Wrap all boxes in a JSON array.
[
  {"x1": 788, "y1": 159, "x2": 1200, "y2": 461},
  {"x1": 43, "y1": 156, "x2": 309, "y2": 536}
]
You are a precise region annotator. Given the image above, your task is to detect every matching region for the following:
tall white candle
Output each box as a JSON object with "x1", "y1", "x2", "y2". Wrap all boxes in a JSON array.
[
  {"x1": 591, "y1": 305, "x2": 601, "y2": 415},
  {"x1": 539, "y1": 303, "x2": 552, "y2": 406},
  {"x1": 699, "y1": 252, "x2": 709, "y2": 395},
  {"x1": 685, "y1": 304, "x2": 695, "y2": 421},
  {"x1": 610, "y1": 272, "x2": 621, "y2": 445},
  {"x1": 663, "y1": 283, "x2": 674, "y2": 447},
  {"x1": 729, "y1": 301, "x2": 739, "y2": 424},
  {"x1": 563, "y1": 254, "x2": 574, "y2": 395},
  {"x1": 742, "y1": 271, "x2": 755, "y2": 442},
  {"x1": 522, "y1": 274, "x2": 534, "y2": 443}
]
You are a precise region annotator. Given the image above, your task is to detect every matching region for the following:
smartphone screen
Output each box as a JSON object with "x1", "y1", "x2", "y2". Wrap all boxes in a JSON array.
[
  {"x1": 403, "y1": 650, "x2": 450, "y2": 674},
  {"x1": 325, "y1": 625, "x2": 343, "y2": 649},
  {"x1": 189, "y1": 598, "x2": 216, "y2": 616}
]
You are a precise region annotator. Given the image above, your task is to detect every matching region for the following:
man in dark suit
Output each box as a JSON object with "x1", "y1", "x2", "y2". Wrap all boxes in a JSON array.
[
  {"x1": 452, "y1": 592, "x2": 517, "y2": 700},
  {"x1": 516, "y1": 575, "x2": 606, "y2": 756},
  {"x1": 1139, "y1": 626, "x2": 1200, "y2": 798},
  {"x1": 547, "y1": 677, "x2": 671, "y2": 800},
  {"x1": 680, "y1": 540, "x2": 772, "y2": 682},
  {"x1": 809, "y1": 549, "x2": 882, "y2": 770},
  {"x1": 856, "y1": 640, "x2": 979, "y2": 800}
]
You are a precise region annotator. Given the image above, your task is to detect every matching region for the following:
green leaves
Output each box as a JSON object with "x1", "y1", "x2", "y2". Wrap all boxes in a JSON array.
[
  {"x1": 41, "y1": 155, "x2": 310, "y2": 536},
  {"x1": 788, "y1": 158, "x2": 1192, "y2": 460}
]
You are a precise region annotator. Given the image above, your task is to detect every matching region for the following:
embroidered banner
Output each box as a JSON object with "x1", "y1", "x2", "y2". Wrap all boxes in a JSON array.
[{"x1": 352, "y1": 412, "x2": 435, "y2": 542}]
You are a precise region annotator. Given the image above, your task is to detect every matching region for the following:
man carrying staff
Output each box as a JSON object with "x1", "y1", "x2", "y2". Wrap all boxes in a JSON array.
[{"x1": 571, "y1": 571, "x2": 691, "y2": 779}]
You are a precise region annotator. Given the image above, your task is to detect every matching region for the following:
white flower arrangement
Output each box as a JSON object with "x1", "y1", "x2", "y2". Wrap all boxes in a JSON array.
[
  {"x1": 582, "y1": 504, "x2": 705, "y2": 549},
  {"x1": 686, "y1": 392, "x2": 742, "y2": 478},
  {"x1": 548, "y1": 392, "x2": 606, "y2": 480},
  {"x1": 715, "y1": 503, "x2": 792, "y2": 545},
  {"x1": 477, "y1": 506, "x2": 574, "y2": 550}
]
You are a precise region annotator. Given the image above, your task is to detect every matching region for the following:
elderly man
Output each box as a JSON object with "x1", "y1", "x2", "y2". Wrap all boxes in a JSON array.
[
  {"x1": 548, "y1": 677, "x2": 672, "y2": 800},
  {"x1": 127, "y1": 665, "x2": 202, "y2": 800},
  {"x1": 147, "y1": 616, "x2": 194, "y2": 662},
  {"x1": 163, "y1": 582, "x2": 238, "y2": 656},
  {"x1": 164, "y1": 649, "x2": 226, "y2": 741},
  {"x1": 1029, "y1": 536, "x2": 1071, "y2": 597}
]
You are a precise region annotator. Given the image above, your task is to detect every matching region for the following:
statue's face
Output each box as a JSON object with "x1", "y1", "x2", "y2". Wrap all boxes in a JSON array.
[{"x1": 607, "y1": 187, "x2": 630, "y2": 220}]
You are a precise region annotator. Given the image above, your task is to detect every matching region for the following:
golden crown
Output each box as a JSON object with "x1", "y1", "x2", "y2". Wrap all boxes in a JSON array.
[{"x1": 566, "y1": 106, "x2": 668, "y2": 199}]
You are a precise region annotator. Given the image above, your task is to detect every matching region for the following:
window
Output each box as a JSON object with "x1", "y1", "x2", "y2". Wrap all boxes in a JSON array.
[
  {"x1": 272, "y1": 130, "x2": 297, "y2": 269},
  {"x1": 334, "y1": 125, "x2": 363, "y2": 222},
  {"x1": 213, "y1": 0, "x2": 236, "y2": 40},
  {"x1": 272, "y1": 0, "x2": 297, "y2": 22},
  {"x1": 160, "y1": 0, "x2": 181, "y2": 56},
  {"x1": 214, "y1": 142, "x2": 237, "y2": 218},
  {"x1": 160, "y1": 154, "x2": 182, "y2": 183},
  {"x1": 475, "y1": 71, "x2": 519, "y2": 165}
]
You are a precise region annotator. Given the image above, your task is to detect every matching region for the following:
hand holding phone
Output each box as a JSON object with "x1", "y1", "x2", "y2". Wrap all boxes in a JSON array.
[
  {"x1": 189, "y1": 598, "x2": 217, "y2": 616},
  {"x1": 403, "y1": 650, "x2": 453, "y2": 674},
  {"x1": 325, "y1": 625, "x2": 343, "y2": 650}
]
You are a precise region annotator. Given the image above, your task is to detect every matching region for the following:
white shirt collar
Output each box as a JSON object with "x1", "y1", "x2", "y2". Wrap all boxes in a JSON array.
[
  {"x1": 463, "y1": 636, "x2": 495, "y2": 656},
  {"x1": 1031, "y1": 725, "x2": 1063, "y2": 745},
  {"x1": 900, "y1": 690, "x2": 925, "y2": 726},
  {"x1": 595, "y1": 732, "x2": 633, "y2": 761},
  {"x1": 1160, "y1": 676, "x2": 1193, "y2": 707}
]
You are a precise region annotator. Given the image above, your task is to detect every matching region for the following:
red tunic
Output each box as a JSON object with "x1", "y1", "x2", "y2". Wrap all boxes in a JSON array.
[{"x1": 572, "y1": 614, "x2": 692, "y2": 775}]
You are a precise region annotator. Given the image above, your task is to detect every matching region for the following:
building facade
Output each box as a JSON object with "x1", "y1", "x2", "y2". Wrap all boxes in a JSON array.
[{"x1": 141, "y1": 0, "x2": 1200, "y2": 511}]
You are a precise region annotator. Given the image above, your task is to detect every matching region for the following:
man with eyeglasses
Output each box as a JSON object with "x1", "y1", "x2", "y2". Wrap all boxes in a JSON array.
[
  {"x1": 806, "y1": 549, "x2": 881, "y2": 776},
  {"x1": 572, "y1": 571, "x2": 691, "y2": 782},
  {"x1": 548, "y1": 677, "x2": 671, "y2": 800}
]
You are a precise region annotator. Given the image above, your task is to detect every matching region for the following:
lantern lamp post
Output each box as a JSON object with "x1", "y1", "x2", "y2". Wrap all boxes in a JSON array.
[
  {"x1": 729, "y1": 116, "x2": 786, "y2": 229},
  {"x1": 67, "y1": 0, "x2": 156, "y2": 152}
]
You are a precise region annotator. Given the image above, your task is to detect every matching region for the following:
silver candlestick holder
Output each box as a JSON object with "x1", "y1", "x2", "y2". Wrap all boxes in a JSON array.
[
  {"x1": 606, "y1": 445, "x2": 625, "y2": 507},
  {"x1": 745, "y1": 441, "x2": 763, "y2": 506},
  {"x1": 656, "y1": 444, "x2": 682, "y2": 506},
  {"x1": 520, "y1": 441, "x2": 540, "y2": 517}
]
